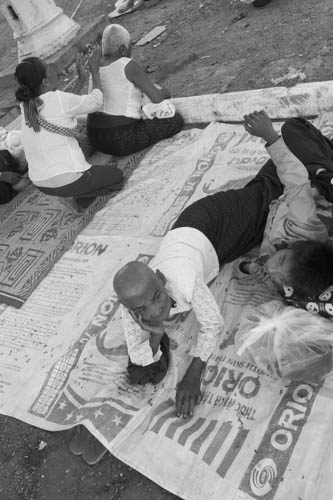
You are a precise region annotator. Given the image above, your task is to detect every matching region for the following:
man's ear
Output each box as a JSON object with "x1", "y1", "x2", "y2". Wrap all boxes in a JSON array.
[
  {"x1": 119, "y1": 44, "x2": 128, "y2": 56},
  {"x1": 41, "y1": 77, "x2": 49, "y2": 87},
  {"x1": 155, "y1": 269, "x2": 166, "y2": 285}
]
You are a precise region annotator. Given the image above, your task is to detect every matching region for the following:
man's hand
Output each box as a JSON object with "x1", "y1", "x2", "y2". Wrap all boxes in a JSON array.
[
  {"x1": 243, "y1": 110, "x2": 279, "y2": 145},
  {"x1": 0, "y1": 172, "x2": 22, "y2": 185},
  {"x1": 128, "y1": 309, "x2": 165, "y2": 335},
  {"x1": 128, "y1": 309, "x2": 164, "y2": 355},
  {"x1": 176, "y1": 357, "x2": 205, "y2": 418},
  {"x1": 88, "y1": 46, "x2": 102, "y2": 75},
  {"x1": 76, "y1": 54, "x2": 88, "y2": 83}
]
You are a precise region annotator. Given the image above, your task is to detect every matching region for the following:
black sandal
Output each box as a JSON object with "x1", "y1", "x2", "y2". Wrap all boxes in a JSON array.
[{"x1": 253, "y1": 0, "x2": 273, "y2": 7}]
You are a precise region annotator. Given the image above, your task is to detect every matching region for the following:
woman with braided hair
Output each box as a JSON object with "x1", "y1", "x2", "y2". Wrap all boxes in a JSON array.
[{"x1": 14, "y1": 50, "x2": 124, "y2": 207}]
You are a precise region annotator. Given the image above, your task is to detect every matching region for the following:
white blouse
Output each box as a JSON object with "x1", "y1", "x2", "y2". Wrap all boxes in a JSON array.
[
  {"x1": 21, "y1": 89, "x2": 103, "y2": 184},
  {"x1": 119, "y1": 227, "x2": 224, "y2": 366}
]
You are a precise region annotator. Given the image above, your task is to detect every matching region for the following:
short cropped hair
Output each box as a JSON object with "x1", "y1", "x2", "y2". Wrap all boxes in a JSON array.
[
  {"x1": 289, "y1": 240, "x2": 333, "y2": 296},
  {"x1": 102, "y1": 24, "x2": 131, "y2": 56}
]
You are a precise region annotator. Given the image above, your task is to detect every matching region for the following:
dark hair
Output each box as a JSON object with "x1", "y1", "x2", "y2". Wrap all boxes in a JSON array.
[
  {"x1": 14, "y1": 57, "x2": 46, "y2": 102},
  {"x1": 14, "y1": 57, "x2": 46, "y2": 132},
  {"x1": 289, "y1": 240, "x2": 333, "y2": 296}
]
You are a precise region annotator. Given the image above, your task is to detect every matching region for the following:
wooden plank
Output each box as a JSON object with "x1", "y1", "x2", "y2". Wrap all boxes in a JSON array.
[{"x1": 135, "y1": 26, "x2": 166, "y2": 46}]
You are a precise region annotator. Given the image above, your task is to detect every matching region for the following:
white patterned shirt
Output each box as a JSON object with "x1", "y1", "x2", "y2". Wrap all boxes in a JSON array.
[{"x1": 121, "y1": 227, "x2": 224, "y2": 366}]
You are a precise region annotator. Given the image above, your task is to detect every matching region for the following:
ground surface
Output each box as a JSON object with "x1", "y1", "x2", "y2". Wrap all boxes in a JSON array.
[{"x1": 0, "y1": 0, "x2": 332, "y2": 499}]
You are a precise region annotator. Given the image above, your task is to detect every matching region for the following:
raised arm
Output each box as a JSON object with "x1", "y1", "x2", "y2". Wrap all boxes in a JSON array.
[
  {"x1": 125, "y1": 60, "x2": 171, "y2": 103},
  {"x1": 59, "y1": 48, "x2": 103, "y2": 117},
  {"x1": 244, "y1": 110, "x2": 328, "y2": 242}
]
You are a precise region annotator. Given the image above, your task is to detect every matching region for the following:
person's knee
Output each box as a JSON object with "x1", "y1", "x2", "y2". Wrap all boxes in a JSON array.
[{"x1": 281, "y1": 117, "x2": 307, "y2": 137}]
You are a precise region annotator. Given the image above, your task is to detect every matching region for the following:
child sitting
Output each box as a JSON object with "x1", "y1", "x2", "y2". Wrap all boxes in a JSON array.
[{"x1": 87, "y1": 24, "x2": 183, "y2": 157}]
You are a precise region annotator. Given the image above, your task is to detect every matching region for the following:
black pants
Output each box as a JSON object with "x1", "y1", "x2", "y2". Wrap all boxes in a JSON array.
[
  {"x1": 36, "y1": 163, "x2": 124, "y2": 199},
  {"x1": 174, "y1": 159, "x2": 283, "y2": 264},
  {"x1": 281, "y1": 117, "x2": 333, "y2": 201},
  {"x1": 87, "y1": 112, "x2": 184, "y2": 157}
]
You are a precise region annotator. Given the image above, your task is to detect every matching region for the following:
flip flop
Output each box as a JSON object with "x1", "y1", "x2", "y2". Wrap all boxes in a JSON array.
[
  {"x1": 108, "y1": 0, "x2": 144, "y2": 18},
  {"x1": 82, "y1": 435, "x2": 108, "y2": 465},
  {"x1": 252, "y1": 0, "x2": 273, "y2": 6},
  {"x1": 69, "y1": 425, "x2": 93, "y2": 456}
]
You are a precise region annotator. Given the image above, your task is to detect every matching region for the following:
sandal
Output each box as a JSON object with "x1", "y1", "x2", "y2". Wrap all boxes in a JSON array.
[
  {"x1": 108, "y1": 0, "x2": 144, "y2": 18},
  {"x1": 253, "y1": 0, "x2": 273, "y2": 7},
  {"x1": 82, "y1": 435, "x2": 108, "y2": 465},
  {"x1": 69, "y1": 425, "x2": 93, "y2": 455}
]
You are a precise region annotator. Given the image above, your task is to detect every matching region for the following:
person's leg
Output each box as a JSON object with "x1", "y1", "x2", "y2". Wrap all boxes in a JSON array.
[
  {"x1": 282, "y1": 118, "x2": 333, "y2": 171},
  {"x1": 74, "y1": 164, "x2": 124, "y2": 198},
  {"x1": 37, "y1": 164, "x2": 124, "y2": 199},
  {"x1": 174, "y1": 159, "x2": 283, "y2": 264},
  {"x1": 129, "y1": 113, "x2": 184, "y2": 154},
  {"x1": 87, "y1": 112, "x2": 138, "y2": 156},
  {"x1": 88, "y1": 113, "x2": 183, "y2": 157},
  {"x1": 281, "y1": 117, "x2": 333, "y2": 201}
]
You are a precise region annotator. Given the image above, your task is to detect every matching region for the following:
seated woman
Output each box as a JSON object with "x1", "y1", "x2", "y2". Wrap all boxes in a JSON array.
[
  {"x1": 14, "y1": 50, "x2": 124, "y2": 207},
  {"x1": 86, "y1": 24, "x2": 183, "y2": 157}
]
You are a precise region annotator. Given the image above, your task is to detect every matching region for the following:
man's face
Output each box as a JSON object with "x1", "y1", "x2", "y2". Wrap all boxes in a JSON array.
[
  {"x1": 123, "y1": 272, "x2": 172, "y2": 326},
  {"x1": 264, "y1": 248, "x2": 294, "y2": 290}
]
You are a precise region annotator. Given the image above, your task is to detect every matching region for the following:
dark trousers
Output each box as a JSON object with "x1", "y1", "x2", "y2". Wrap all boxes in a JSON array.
[
  {"x1": 36, "y1": 164, "x2": 124, "y2": 199},
  {"x1": 87, "y1": 112, "x2": 184, "y2": 157},
  {"x1": 173, "y1": 159, "x2": 283, "y2": 264},
  {"x1": 281, "y1": 117, "x2": 333, "y2": 201}
]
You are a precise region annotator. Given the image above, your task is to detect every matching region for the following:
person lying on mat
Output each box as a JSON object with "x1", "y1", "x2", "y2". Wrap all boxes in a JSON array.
[
  {"x1": 113, "y1": 110, "x2": 333, "y2": 419},
  {"x1": 86, "y1": 24, "x2": 183, "y2": 157},
  {"x1": 0, "y1": 149, "x2": 30, "y2": 205},
  {"x1": 0, "y1": 171, "x2": 30, "y2": 204},
  {"x1": 240, "y1": 111, "x2": 333, "y2": 318},
  {"x1": 14, "y1": 51, "x2": 124, "y2": 208}
]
